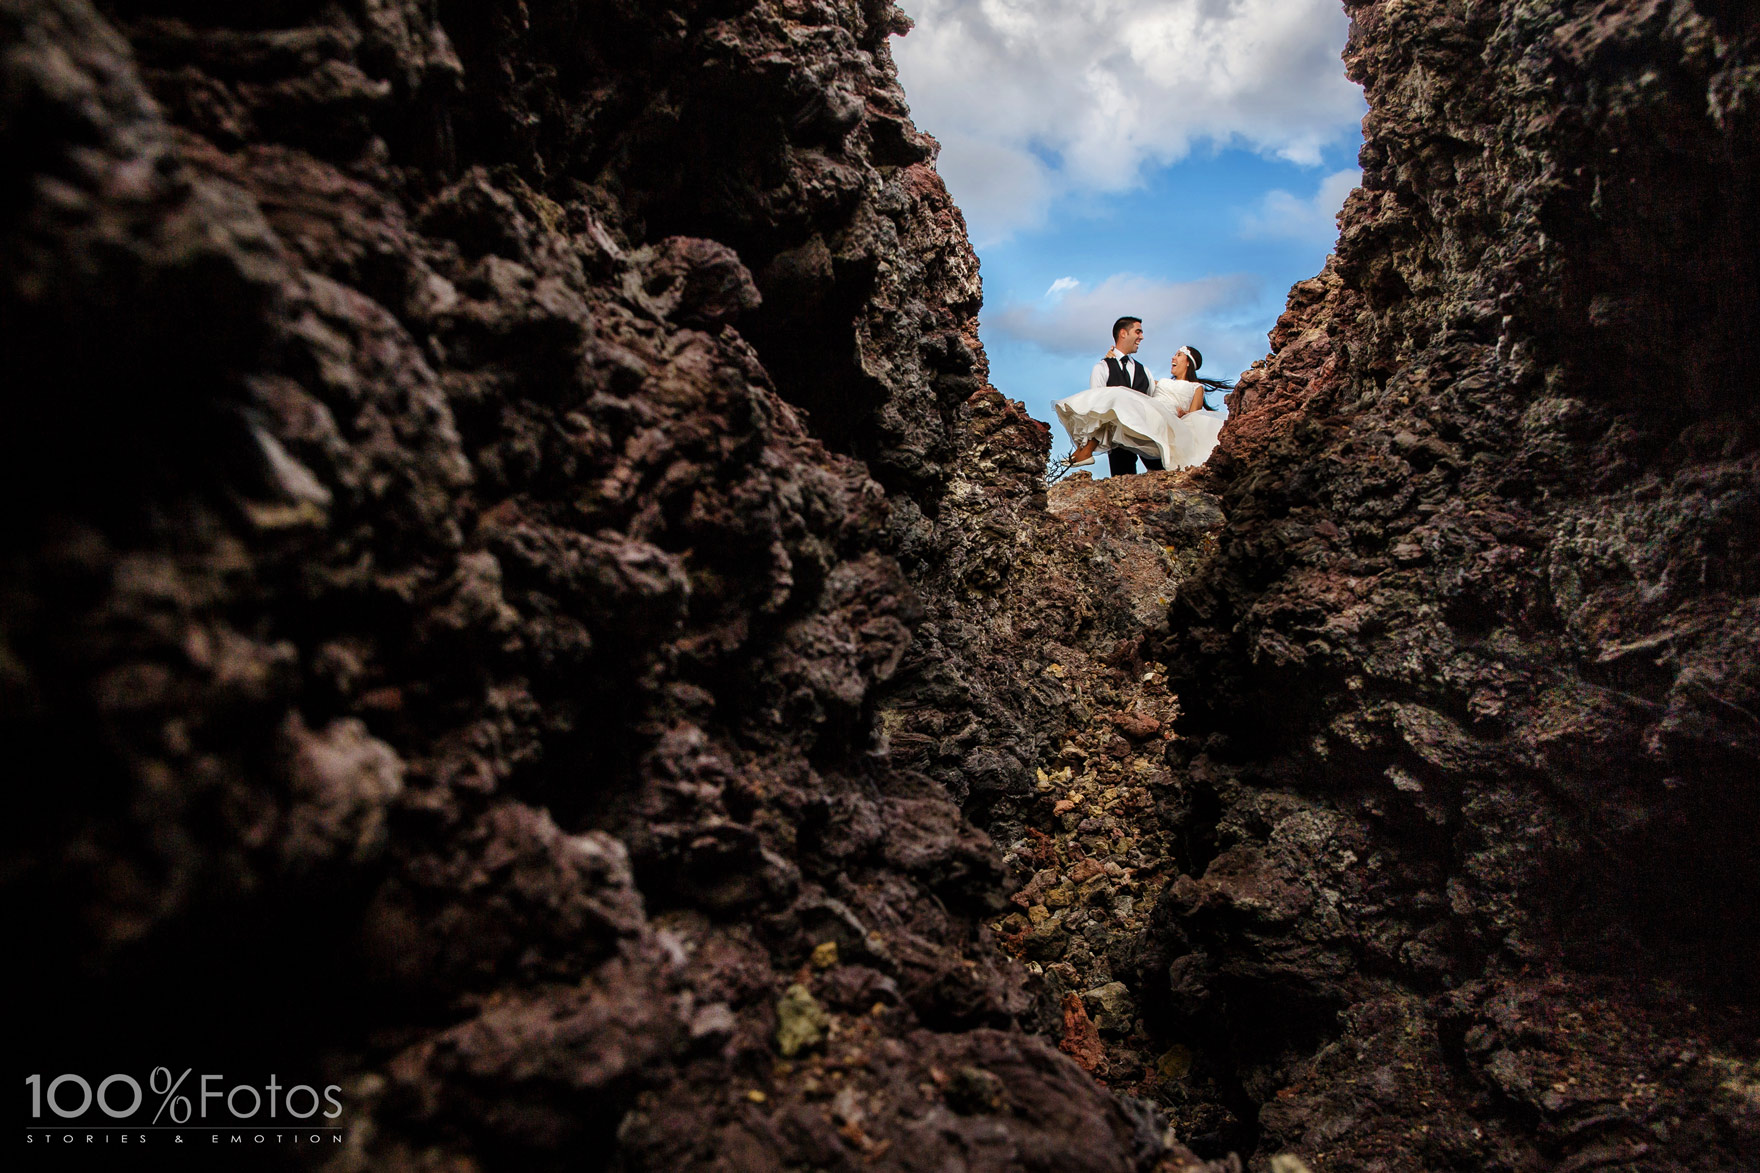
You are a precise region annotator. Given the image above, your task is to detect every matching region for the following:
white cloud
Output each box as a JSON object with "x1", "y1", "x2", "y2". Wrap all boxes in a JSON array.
[
  {"x1": 1238, "y1": 168, "x2": 1360, "y2": 243},
  {"x1": 929, "y1": 129, "x2": 1058, "y2": 241},
  {"x1": 990, "y1": 271, "x2": 1260, "y2": 357},
  {"x1": 891, "y1": 0, "x2": 1364, "y2": 242}
]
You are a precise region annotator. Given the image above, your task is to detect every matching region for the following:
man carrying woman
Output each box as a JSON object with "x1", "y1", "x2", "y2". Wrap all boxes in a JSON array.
[{"x1": 1056, "y1": 316, "x2": 1229, "y2": 475}]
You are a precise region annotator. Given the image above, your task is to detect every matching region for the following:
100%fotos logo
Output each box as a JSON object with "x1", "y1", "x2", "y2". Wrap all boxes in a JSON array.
[{"x1": 26, "y1": 1067, "x2": 342, "y2": 1123}]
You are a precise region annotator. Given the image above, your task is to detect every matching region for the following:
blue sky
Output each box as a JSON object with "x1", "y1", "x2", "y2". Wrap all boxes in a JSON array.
[{"x1": 890, "y1": 0, "x2": 1366, "y2": 473}]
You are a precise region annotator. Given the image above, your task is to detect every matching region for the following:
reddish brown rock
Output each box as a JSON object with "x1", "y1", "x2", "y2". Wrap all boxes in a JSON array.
[
  {"x1": 0, "y1": 1, "x2": 1164, "y2": 1169},
  {"x1": 1108, "y1": 711, "x2": 1163, "y2": 741},
  {"x1": 1059, "y1": 992, "x2": 1108, "y2": 1077},
  {"x1": 6, "y1": 0, "x2": 1757, "y2": 1170},
  {"x1": 1136, "y1": 0, "x2": 1760, "y2": 1167}
]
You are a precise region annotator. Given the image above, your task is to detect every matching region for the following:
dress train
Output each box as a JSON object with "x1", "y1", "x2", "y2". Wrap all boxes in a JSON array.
[{"x1": 1055, "y1": 378, "x2": 1224, "y2": 470}]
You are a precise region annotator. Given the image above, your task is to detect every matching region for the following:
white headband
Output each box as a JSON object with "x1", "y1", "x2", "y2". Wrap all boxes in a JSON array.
[{"x1": 1176, "y1": 346, "x2": 1198, "y2": 369}]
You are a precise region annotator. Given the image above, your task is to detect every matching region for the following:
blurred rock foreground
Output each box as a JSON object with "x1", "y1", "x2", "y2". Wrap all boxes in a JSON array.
[{"x1": 3, "y1": 1, "x2": 1756, "y2": 1170}]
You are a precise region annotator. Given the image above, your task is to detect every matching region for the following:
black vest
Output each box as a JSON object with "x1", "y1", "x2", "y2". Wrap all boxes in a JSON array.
[{"x1": 1105, "y1": 356, "x2": 1150, "y2": 393}]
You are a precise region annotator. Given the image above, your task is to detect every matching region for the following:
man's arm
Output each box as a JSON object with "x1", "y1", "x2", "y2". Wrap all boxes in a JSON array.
[{"x1": 1090, "y1": 359, "x2": 1110, "y2": 388}]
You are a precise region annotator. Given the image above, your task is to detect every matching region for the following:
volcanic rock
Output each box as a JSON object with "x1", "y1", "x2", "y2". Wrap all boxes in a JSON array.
[{"x1": 6, "y1": 1, "x2": 1757, "y2": 1171}]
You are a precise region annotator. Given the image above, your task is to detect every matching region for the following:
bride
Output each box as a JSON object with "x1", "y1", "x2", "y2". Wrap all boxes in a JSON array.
[{"x1": 1057, "y1": 344, "x2": 1229, "y2": 471}]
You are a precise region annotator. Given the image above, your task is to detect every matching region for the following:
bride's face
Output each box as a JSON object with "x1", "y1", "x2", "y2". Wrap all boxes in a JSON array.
[{"x1": 1172, "y1": 352, "x2": 1191, "y2": 379}]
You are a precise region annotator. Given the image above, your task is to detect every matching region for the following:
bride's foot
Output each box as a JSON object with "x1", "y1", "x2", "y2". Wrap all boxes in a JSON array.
[{"x1": 1068, "y1": 439, "x2": 1097, "y2": 466}]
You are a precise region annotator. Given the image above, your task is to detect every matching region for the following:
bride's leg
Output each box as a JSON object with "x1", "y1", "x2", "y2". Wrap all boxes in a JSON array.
[{"x1": 1069, "y1": 423, "x2": 1112, "y2": 465}]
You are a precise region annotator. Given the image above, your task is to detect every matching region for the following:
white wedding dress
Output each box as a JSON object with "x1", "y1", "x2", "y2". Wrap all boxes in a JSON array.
[{"x1": 1055, "y1": 378, "x2": 1225, "y2": 470}]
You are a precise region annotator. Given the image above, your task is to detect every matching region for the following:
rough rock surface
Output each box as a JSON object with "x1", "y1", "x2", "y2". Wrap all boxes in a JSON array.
[
  {"x1": 0, "y1": 1, "x2": 1194, "y2": 1170},
  {"x1": 1141, "y1": 1, "x2": 1760, "y2": 1168},
  {"x1": 878, "y1": 1, "x2": 1760, "y2": 1169},
  {"x1": 7, "y1": 0, "x2": 1759, "y2": 1171}
]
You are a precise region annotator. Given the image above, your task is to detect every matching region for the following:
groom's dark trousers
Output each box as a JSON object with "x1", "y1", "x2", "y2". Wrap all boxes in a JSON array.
[
  {"x1": 1101, "y1": 356, "x2": 1164, "y2": 475},
  {"x1": 1108, "y1": 449, "x2": 1164, "y2": 475}
]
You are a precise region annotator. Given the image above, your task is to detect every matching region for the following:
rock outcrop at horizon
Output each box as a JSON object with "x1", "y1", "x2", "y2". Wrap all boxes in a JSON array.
[{"x1": 4, "y1": 0, "x2": 1757, "y2": 1171}]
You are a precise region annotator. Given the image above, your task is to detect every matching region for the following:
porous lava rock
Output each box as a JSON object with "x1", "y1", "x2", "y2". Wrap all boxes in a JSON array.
[
  {"x1": 0, "y1": 1, "x2": 1196, "y2": 1170},
  {"x1": 1136, "y1": 0, "x2": 1760, "y2": 1167},
  {"x1": 9, "y1": 0, "x2": 1759, "y2": 1170}
]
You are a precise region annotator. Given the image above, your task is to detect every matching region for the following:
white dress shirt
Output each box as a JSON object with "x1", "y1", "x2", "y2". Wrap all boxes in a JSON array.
[{"x1": 1089, "y1": 349, "x2": 1151, "y2": 390}]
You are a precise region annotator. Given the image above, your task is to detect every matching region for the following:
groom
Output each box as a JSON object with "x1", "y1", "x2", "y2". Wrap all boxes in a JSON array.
[{"x1": 1091, "y1": 316, "x2": 1163, "y2": 475}]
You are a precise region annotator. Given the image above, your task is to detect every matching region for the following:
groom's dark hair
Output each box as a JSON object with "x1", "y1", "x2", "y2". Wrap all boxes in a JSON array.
[{"x1": 1111, "y1": 316, "x2": 1141, "y2": 341}]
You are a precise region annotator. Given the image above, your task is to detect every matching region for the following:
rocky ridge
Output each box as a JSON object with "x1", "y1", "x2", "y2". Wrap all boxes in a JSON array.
[
  {"x1": 877, "y1": 1, "x2": 1760, "y2": 1168},
  {"x1": 5, "y1": 0, "x2": 1759, "y2": 1171},
  {"x1": 1141, "y1": 1, "x2": 1760, "y2": 1168},
  {"x1": 0, "y1": 0, "x2": 1190, "y2": 1169}
]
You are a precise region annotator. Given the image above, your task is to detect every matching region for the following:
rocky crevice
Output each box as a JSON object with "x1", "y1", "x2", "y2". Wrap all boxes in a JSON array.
[{"x1": 5, "y1": 1, "x2": 1760, "y2": 1171}]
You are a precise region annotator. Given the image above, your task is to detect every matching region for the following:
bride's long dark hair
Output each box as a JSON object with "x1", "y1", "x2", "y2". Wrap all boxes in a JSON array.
[{"x1": 1178, "y1": 345, "x2": 1234, "y2": 394}]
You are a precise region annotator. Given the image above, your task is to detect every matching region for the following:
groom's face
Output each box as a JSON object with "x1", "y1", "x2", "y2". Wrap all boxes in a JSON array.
[{"x1": 1115, "y1": 321, "x2": 1143, "y2": 354}]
